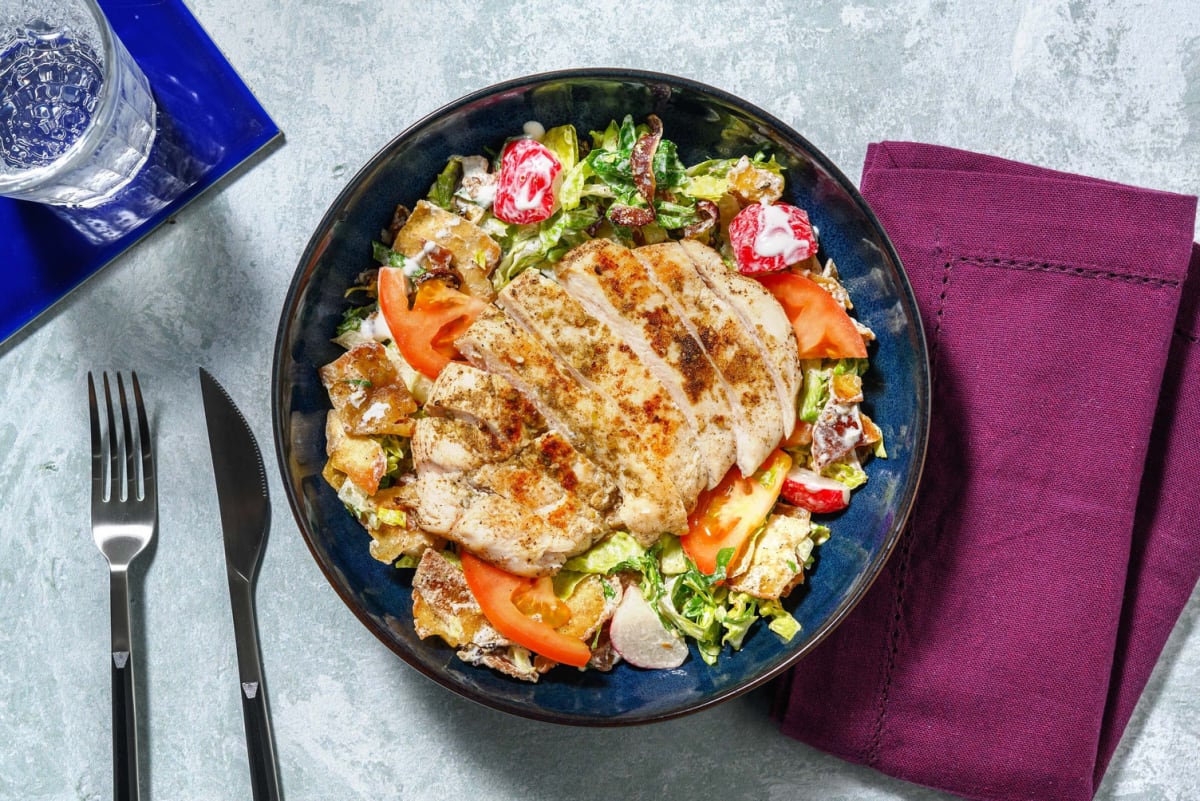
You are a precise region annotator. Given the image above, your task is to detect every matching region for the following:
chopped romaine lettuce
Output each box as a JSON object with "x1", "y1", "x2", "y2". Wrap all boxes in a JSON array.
[
  {"x1": 833, "y1": 357, "x2": 869, "y2": 377},
  {"x1": 719, "y1": 591, "x2": 760, "y2": 650},
  {"x1": 551, "y1": 570, "x2": 590, "y2": 600},
  {"x1": 541, "y1": 124, "x2": 578, "y2": 172},
  {"x1": 378, "y1": 435, "x2": 411, "y2": 488},
  {"x1": 426, "y1": 158, "x2": 461, "y2": 210},
  {"x1": 657, "y1": 534, "x2": 689, "y2": 575},
  {"x1": 823, "y1": 460, "x2": 868, "y2": 489},
  {"x1": 562, "y1": 531, "x2": 645, "y2": 573},
  {"x1": 761, "y1": 599, "x2": 801, "y2": 641},
  {"x1": 799, "y1": 366, "x2": 831, "y2": 423},
  {"x1": 335, "y1": 302, "x2": 377, "y2": 338}
]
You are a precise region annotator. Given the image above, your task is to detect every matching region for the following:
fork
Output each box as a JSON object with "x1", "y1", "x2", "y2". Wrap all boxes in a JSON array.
[{"x1": 89, "y1": 372, "x2": 156, "y2": 801}]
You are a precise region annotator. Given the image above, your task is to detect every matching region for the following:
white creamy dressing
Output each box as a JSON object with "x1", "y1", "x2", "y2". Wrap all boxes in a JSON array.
[
  {"x1": 358, "y1": 311, "x2": 392, "y2": 342},
  {"x1": 411, "y1": 240, "x2": 439, "y2": 272},
  {"x1": 512, "y1": 151, "x2": 556, "y2": 211},
  {"x1": 474, "y1": 181, "x2": 496, "y2": 207},
  {"x1": 360, "y1": 401, "x2": 389, "y2": 424},
  {"x1": 460, "y1": 155, "x2": 496, "y2": 208},
  {"x1": 837, "y1": 416, "x2": 862, "y2": 450},
  {"x1": 753, "y1": 202, "x2": 812, "y2": 265},
  {"x1": 522, "y1": 120, "x2": 545, "y2": 140}
]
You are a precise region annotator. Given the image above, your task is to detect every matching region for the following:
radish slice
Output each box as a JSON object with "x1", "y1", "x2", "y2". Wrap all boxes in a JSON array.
[
  {"x1": 780, "y1": 465, "x2": 851, "y2": 514},
  {"x1": 608, "y1": 585, "x2": 688, "y2": 669}
]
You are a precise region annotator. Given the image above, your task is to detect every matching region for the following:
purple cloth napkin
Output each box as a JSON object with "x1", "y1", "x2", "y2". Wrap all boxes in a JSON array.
[{"x1": 777, "y1": 141, "x2": 1200, "y2": 801}]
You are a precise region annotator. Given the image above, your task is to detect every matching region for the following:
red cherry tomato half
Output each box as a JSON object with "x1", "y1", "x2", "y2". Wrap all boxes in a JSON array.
[
  {"x1": 728, "y1": 202, "x2": 816, "y2": 275},
  {"x1": 492, "y1": 138, "x2": 562, "y2": 225}
]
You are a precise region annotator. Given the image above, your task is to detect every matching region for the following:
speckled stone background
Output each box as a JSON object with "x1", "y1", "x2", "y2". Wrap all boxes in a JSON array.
[{"x1": 2, "y1": 1, "x2": 1198, "y2": 799}]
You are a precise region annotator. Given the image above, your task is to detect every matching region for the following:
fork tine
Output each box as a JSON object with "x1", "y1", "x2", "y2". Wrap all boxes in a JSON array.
[
  {"x1": 88, "y1": 372, "x2": 104, "y2": 506},
  {"x1": 131, "y1": 372, "x2": 154, "y2": 507},
  {"x1": 103, "y1": 372, "x2": 120, "y2": 504},
  {"x1": 117, "y1": 373, "x2": 137, "y2": 503}
]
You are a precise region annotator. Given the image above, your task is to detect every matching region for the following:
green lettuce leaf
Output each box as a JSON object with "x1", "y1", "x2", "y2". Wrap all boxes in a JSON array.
[
  {"x1": 822, "y1": 460, "x2": 868, "y2": 489},
  {"x1": 562, "y1": 531, "x2": 645, "y2": 573},
  {"x1": 761, "y1": 599, "x2": 801, "y2": 641},
  {"x1": 426, "y1": 158, "x2": 461, "y2": 210},
  {"x1": 799, "y1": 366, "x2": 831, "y2": 423},
  {"x1": 541, "y1": 124, "x2": 578, "y2": 172}
]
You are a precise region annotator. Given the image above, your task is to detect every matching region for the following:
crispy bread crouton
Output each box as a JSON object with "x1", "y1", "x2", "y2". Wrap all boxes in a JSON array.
[
  {"x1": 727, "y1": 507, "x2": 813, "y2": 600},
  {"x1": 395, "y1": 199, "x2": 501, "y2": 274},
  {"x1": 320, "y1": 342, "x2": 417, "y2": 437}
]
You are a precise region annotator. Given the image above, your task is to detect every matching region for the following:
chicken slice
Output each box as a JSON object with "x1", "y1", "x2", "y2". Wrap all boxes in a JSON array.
[
  {"x1": 497, "y1": 268, "x2": 708, "y2": 503},
  {"x1": 555, "y1": 239, "x2": 737, "y2": 488},
  {"x1": 410, "y1": 362, "x2": 545, "y2": 484},
  {"x1": 635, "y1": 242, "x2": 784, "y2": 474},
  {"x1": 421, "y1": 362, "x2": 545, "y2": 461},
  {"x1": 679, "y1": 239, "x2": 802, "y2": 436},
  {"x1": 410, "y1": 364, "x2": 615, "y2": 575},
  {"x1": 447, "y1": 431, "x2": 614, "y2": 575},
  {"x1": 412, "y1": 416, "x2": 614, "y2": 575},
  {"x1": 456, "y1": 305, "x2": 688, "y2": 542}
]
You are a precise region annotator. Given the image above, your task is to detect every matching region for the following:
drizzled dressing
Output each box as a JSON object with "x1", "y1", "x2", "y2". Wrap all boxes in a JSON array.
[{"x1": 752, "y1": 202, "x2": 813, "y2": 265}]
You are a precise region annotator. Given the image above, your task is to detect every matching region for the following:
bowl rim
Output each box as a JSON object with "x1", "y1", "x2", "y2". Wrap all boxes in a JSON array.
[{"x1": 272, "y1": 66, "x2": 931, "y2": 726}]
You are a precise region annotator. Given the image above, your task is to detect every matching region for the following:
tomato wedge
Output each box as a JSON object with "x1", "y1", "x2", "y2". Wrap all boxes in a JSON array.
[
  {"x1": 492, "y1": 138, "x2": 562, "y2": 225},
  {"x1": 681, "y1": 449, "x2": 792, "y2": 576},
  {"x1": 756, "y1": 271, "x2": 867, "y2": 359},
  {"x1": 460, "y1": 552, "x2": 591, "y2": 668},
  {"x1": 378, "y1": 268, "x2": 487, "y2": 379}
]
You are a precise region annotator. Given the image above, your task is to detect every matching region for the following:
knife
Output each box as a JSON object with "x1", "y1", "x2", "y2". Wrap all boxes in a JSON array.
[{"x1": 200, "y1": 368, "x2": 282, "y2": 801}]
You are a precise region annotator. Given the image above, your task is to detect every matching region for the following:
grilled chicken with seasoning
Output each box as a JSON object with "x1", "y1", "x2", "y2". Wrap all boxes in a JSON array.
[
  {"x1": 442, "y1": 238, "x2": 805, "y2": 556},
  {"x1": 679, "y1": 239, "x2": 802, "y2": 437},
  {"x1": 555, "y1": 239, "x2": 738, "y2": 488},
  {"x1": 411, "y1": 363, "x2": 616, "y2": 576},
  {"x1": 456, "y1": 304, "x2": 690, "y2": 543},
  {"x1": 634, "y1": 241, "x2": 788, "y2": 475},
  {"x1": 497, "y1": 267, "x2": 709, "y2": 502}
]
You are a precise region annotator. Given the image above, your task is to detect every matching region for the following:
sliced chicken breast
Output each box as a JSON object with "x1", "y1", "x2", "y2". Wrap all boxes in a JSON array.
[
  {"x1": 446, "y1": 431, "x2": 614, "y2": 576},
  {"x1": 555, "y1": 239, "x2": 737, "y2": 488},
  {"x1": 497, "y1": 268, "x2": 708, "y2": 502},
  {"x1": 423, "y1": 362, "x2": 545, "y2": 448},
  {"x1": 635, "y1": 241, "x2": 784, "y2": 474},
  {"x1": 410, "y1": 365, "x2": 616, "y2": 575},
  {"x1": 679, "y1": 240, "x2": 801, "y2": 435},
  {"x1": 456, "y1": 305, "x2": 689, "y2": 541}
]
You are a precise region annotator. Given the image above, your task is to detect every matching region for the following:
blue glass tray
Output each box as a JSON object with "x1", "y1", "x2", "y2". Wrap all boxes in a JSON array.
[{"x1": 0, "y1": 0, "x2": 282, "y2": 347}]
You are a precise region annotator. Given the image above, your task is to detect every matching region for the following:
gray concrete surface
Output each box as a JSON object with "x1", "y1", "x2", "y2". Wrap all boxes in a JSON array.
[{"x1": 2, "y1": 1, "x2": 1198, "y2": 799}]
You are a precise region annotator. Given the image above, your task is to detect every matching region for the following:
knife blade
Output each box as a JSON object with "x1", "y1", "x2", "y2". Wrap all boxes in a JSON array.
[{"x1": 199, "y1": 368, "x2": 282, "y2": 801}]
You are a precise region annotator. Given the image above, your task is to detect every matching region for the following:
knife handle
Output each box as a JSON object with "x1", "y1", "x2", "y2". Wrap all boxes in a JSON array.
[
  {"x1": 241, "y1": 679, "x2": 282, "y2": 801},
  {"x1": 229, "y1": 579, "x2": 282, "y2": 801}
]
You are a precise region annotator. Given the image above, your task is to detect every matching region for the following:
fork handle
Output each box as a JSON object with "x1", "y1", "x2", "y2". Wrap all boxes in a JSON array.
[{"x1": 110, "y1": 570, "x2": 140, "y2": 801}]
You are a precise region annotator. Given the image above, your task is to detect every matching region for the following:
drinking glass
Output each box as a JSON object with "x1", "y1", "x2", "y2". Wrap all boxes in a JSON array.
[{"x1": 0, "y1": 0, "x2": 156, "y2": 207}]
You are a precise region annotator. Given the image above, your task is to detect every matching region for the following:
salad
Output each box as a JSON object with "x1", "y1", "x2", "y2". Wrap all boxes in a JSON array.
[{"x1": 319, "y1": 115, "x2": 882, "y2": 680}]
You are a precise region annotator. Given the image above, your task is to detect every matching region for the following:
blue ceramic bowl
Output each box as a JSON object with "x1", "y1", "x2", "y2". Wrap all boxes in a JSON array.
[{"x1": 273, "y1": 69, "x2": 929, "y2": 726}]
